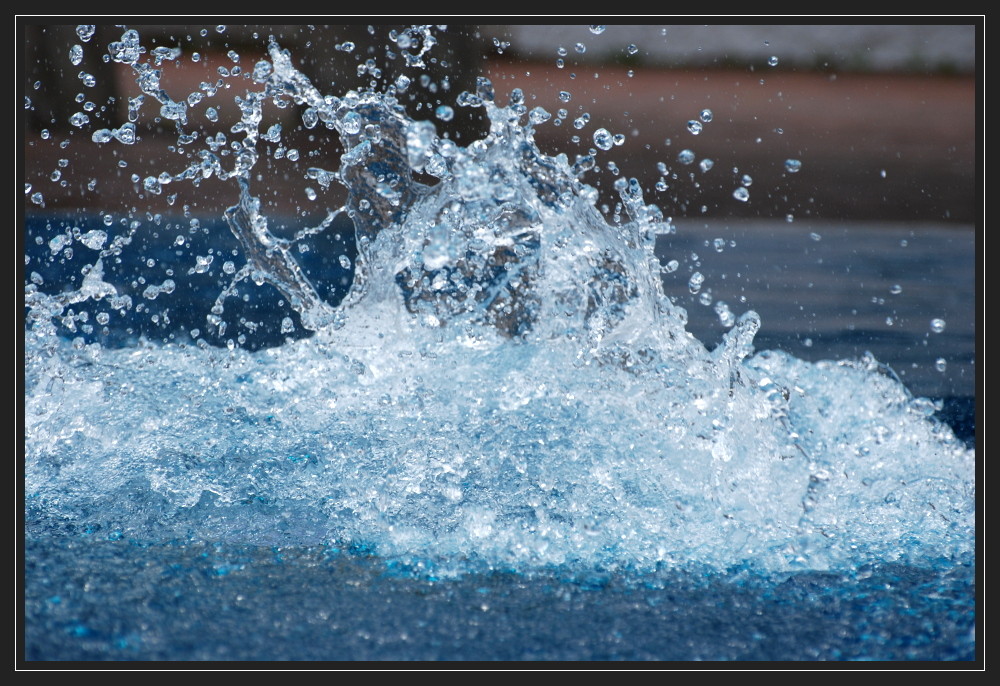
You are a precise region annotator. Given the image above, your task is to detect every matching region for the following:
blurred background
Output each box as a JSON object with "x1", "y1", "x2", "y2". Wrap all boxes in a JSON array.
[{"x1": 23, "y1": 22, "x2": 978, "y2": 407}]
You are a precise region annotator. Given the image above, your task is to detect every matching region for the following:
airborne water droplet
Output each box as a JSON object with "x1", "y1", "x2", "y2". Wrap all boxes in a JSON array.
[
  {"x1": 593, "y1": 128, "x2": 614, "y2": 151},
  {"x1": 687, "y1": 120, "x2": 703, "y2": 135},
  {"x1": 589, "y1": 25, "x2": 606, "y2": 35},
  {"x1": 69, "y1": 45, "x2": 83, "y2": 66},
  {"x1": 677, "y1": 150, "x2": 695, "y2": 165},
  {"x1": 688, "y1": 272, "x2": 705, "y2": 294},
  {"x1": 75, "y1": 25, "x2": 96, "y2": 42},
  {"x1": 768, "y1": 55, "x2": 779, "y2": 66},
  {"x1": 785, "y1": 159, "x2": 802, "y2": 173},
  {"x1": 732, "y1": 187, "x2": 749, "y2": 202},
  {"x1": 935, "y1": 358, "x2": 947, "y2": 372},
  {"x1": 930, "y1": 318, "x2": 946, "y2": 333}
]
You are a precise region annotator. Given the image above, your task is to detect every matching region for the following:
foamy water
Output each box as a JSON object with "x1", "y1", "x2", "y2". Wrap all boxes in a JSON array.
[{"x1": 24, "y1": 26, "x2": 975, "y2": 580}]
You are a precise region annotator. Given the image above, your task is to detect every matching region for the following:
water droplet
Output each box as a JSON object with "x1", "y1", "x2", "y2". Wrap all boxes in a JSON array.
[
  {"x1": 593, "y1": 128, "x2": 614, "y2": 151},
  {"x1": 529, "y1": 107, "x2": 551, "y2": 125},
  {"x1": 880, "y1": 169, "x2": 887, "y2": 178},
  {"x1": 575, "y1": 43, "x2": 586, "y2": 54},
  {"x1": 935, "y1": 358, "x2": 947, "y2": 372},
  {"x1": 339, "y1": 255, "x2": 352, "y2": 269},
  {"x1": 732, "y1": 187, "x2": 749, "y2": 202},
  {"x1": 281, "y1": 317, "x2": 295, "y2": 334},
  {"x1": 890, "y1": 284, "x2": 902, "y2": 295},
  {"x1": 784, "y1": 159, "x2": 802, "y2": 173},
  {"x1": 687, "y1": 120, "x2": 703, "y2": 135},
  {"x1": 741, "y1": 174, "x2": 753, "y2": 186},
  {"x1": 589, "y1": 25, "x2": 606, "y2": 35},
  {"x1": 50, "y1": 170, "x2": 61, "y2": 182},
  {"x1": 688, "y1": 272, "x2": 705, "y2": 294},
  {"x1": 79, "y1": 230, "x2": 108, "y2": 250},
  {"x1": 714, "y1": 301, "x2": 735, "y2": 327},
  {"x1": 69, "y1": 44, "x2": 83, "y2": 66},
  {"x1": 699, "y1": 159, "x2": 714, "y2": 173},
  {"x1": 713, "y1": 238, "x2": 726, "y2": 252},
  {"x1": 613, "y1": 133, "x2": 625, "y2": 146},
  {"x1": 69, "y1": 112, "x2": 89, "y2": 127},
  {"x1": 809, "y1": 232, "x2": 822, "y2": 241},
  {"x1": 76, "y1": 25, "x2": 96, "y2": 42},
  {"x1": 113, "y1": 123, "x2": 136, "y2": 145},
  {"x1": 305, "y1": 187, "x2": 317, "y2": 201},
  {"x1": 677, "y1": 150, "x2": 695, "y2": 165},
  {"x1": 768, "y1": 56, "x2": 779, "y2": 67},
  {"x1": 930, "y1": 318, "x2": 946, "y2": 333},
  {"x1": 558, "y1": 90, "x2": 572, "y2": 103},
  {"x1": 435, "y1": 105, "x2": 454, "y2": 122},
  {"x1": 216, "y1": 25, "x2": 227, "y2": 33},
  {"x1": 663, "y1": 259, "x2": 679, "y2": 273},
  {"x1": 627, "y1": 44, "x2": 639, "y2": 55}
]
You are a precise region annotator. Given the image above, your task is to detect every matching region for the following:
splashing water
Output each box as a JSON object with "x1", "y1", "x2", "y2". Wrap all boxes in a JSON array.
[{"x1": 24, "y1": 27, "x2": 974, "y2": 581}]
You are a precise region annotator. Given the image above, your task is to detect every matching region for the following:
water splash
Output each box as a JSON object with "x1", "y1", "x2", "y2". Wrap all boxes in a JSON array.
[{"x1": 24, "y1": 26, "x2": 974, "y2": 579}]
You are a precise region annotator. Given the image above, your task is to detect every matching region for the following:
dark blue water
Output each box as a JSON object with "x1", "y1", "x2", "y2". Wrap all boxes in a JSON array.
[{"x1": 23, "y1": 537, "x2": 975, "y2": 662}]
